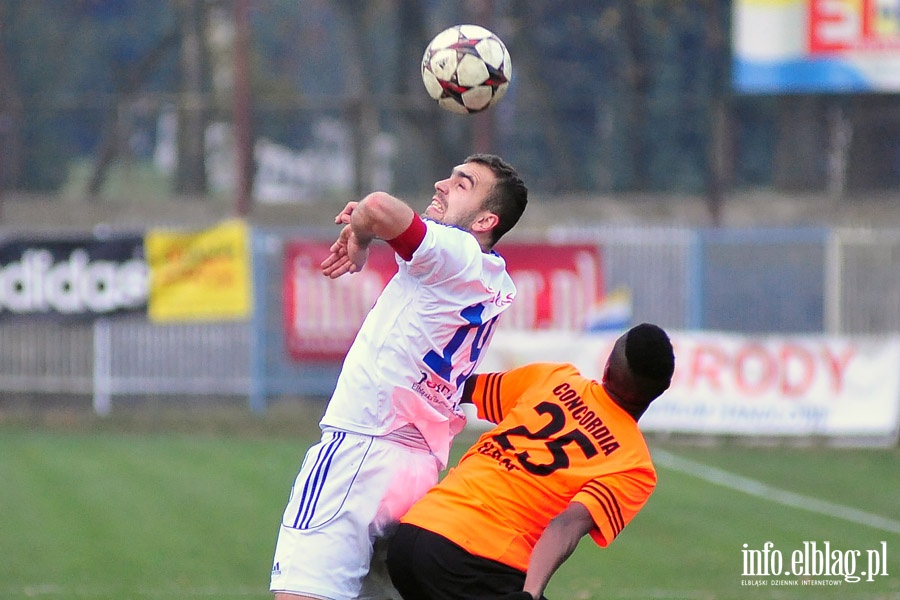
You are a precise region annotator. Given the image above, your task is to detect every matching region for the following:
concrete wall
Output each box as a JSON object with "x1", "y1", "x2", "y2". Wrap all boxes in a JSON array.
[{"x1": 3, "y1": 190, "x2": 900, "y2": 236}]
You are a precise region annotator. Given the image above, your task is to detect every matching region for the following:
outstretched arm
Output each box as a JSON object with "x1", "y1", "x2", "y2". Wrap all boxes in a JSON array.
[
  {"x1": 521, "y1": 502, "x2": 595, "y2": 599},
  {"x1": 320, "y1": 192, "x2": 417, "y2": 278}
]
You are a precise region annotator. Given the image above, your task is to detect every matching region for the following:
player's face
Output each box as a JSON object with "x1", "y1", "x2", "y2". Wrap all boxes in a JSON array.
[{"x1": 425, "y1": 161, "x2": 497, "y2": 230}]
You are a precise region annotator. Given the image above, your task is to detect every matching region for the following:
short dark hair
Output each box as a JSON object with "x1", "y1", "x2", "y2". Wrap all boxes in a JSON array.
[
  {"x1": 624, "y1": 323, "x2": 675, "y2": 402},
  {"x1": 603, "y1": 323, "x2": 674, "y2": 420},
  {"x1": 465, "y1": 153, "x2": 528, "y2": 247},
  {"x1": 626, "y1": 323, "x2": 675, "y2": 381}
]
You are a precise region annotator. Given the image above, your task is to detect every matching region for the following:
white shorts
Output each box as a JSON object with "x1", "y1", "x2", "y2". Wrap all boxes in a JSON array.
[{"x1": 270, "y1": 428, "x2": 440, "y2": 600}]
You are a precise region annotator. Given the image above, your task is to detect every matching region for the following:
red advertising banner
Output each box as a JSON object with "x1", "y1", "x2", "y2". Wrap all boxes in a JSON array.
[
  {"x1": 493, "y1": 243, "x2": 604, "y2": 331},
  {"x1": 809, "y1": 0, "x2": 900, "y2": 54},
  {"x1": 283, "y1": 241, "x2": 604, "y2": 361}
]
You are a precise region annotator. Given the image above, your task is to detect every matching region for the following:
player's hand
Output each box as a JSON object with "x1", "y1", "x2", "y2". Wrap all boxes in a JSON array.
[
  {"x1": 334, "y1": 201, "x2": 358, "y2": 225},
  {"x1": 321, "y1": 225, "x2": 369, "y2": 278}
]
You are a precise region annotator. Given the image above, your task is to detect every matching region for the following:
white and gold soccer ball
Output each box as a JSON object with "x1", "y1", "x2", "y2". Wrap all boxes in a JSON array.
[{"x1": 421, "y1": 24, "x2": 511, "y2": 115}]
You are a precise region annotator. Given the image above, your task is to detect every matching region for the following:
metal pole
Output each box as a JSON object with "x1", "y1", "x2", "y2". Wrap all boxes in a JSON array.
[{"x1": 92, "y1": 319, "x2": 113, "y2": 416}]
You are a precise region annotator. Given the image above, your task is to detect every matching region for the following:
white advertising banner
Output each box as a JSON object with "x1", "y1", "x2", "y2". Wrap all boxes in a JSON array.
[{"x1": 480, "y1": 329, "x2": 900, "y2": 440}]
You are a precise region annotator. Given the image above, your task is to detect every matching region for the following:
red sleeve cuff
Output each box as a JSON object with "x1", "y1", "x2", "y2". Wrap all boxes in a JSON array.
[{"x1": 387, "y1": 213, "x2": 427, "y2": 261}]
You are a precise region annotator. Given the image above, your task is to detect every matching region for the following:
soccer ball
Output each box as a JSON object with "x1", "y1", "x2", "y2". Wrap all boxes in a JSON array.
[{"x1": 421, "y1": 24, "x2": 511, "y2": 115}]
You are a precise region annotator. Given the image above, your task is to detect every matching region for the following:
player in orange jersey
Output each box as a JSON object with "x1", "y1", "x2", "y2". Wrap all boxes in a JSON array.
[{"x1": 386, "y1": 323, "x2": 675, "y2": 600}]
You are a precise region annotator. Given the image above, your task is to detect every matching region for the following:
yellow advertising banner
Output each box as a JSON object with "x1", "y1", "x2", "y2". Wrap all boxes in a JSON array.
[{"x1": 145, "y1": 219, "x2": 252, "y2": 322}]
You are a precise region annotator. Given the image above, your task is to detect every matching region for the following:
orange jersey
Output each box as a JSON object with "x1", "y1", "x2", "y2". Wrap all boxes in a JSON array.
[{"x1": 400, "y1": 362, "x2": 657, "y2": 572}]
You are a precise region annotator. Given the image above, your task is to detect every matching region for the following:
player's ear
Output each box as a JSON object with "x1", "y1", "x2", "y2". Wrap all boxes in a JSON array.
[{"x1": 472, "y1": 211, "x2": 499, "y2": 233}]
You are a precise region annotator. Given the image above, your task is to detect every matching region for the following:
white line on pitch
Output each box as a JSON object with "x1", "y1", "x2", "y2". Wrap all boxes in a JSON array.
[{"x1": 652, "y1": 448, "x2": 900, "y2": 535}]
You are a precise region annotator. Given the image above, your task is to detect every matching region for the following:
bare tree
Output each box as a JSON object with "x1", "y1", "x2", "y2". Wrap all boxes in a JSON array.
[
  {"x1": 86, "y1": 29, "x2": 179, "y2": 198},
  {"x1": 773, "y1": 95, "x2": 825, "y2": 191},
  {"x1": 175, "y1": 0, "x2": 209, "y2": 196},
  {"x1": 512, "y1": 3, "x2": 578, "y2": 192},
  {"x1": 233, "y1": 0, "x2": 253, "y2": 215},
  {"x1": 705, "y1": 0, "x2": 730, "y2": 225},
  {"x1": 0, "y1": 2, "x2": 25, "y2": 201},
  {"x1": 396, "y1": 0, "x2": 460, "y2": 183}
]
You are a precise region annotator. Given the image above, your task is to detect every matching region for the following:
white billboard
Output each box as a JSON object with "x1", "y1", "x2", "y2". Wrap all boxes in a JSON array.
[{"x1": 480, "y1": 329, "x2": 900, "y2": 443}]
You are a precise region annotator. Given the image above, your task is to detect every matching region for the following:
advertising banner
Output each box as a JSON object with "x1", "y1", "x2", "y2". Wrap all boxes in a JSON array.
[
  {"x1": 809, "y1": 0, "x2": 900, "y2": 53},
  {"x1": 282, "y1": 241, "x2": 604, "y2": 361},
  {"x1": 283, "y1": 241, "x2": 399, "y2": 360},
  {"x1": 479, "y1": 329, "x2": 900, "y2": 440},
  {"x1": 145, "y1": 220, "x2": 252, "y2": 322},
  {"x1": 0, "y1": 235, "x2": 147, "y2": 318},
  {"x1": 733, "y1": 0, "x2": 900, "y2": 93}
]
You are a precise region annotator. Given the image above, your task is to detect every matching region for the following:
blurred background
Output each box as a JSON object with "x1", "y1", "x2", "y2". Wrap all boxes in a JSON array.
[
  {"x1": 2, "y1": 0, "x2": 900, "y2": 223},
  {"x1": 1, "y1": 3, "x2": 899, "y2": 599},
  {"x1": 0, "y1": 0, "x2": 899, "y2": 418}
]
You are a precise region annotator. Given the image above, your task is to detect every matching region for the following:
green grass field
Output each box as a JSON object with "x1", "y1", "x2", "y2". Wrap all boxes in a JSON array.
[{"x1": 1, "y1": 404, "x2": 898, "y2": 600}]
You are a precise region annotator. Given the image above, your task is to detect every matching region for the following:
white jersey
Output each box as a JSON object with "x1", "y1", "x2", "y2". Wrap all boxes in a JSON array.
[{"x1": 320, "y1": 219, "x2": 516, "y2": 467}]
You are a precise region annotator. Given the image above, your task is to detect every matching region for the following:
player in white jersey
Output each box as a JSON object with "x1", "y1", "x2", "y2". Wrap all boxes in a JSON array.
[{"x1": 271, "y1": 154, "x2": 528, "y2": 600}]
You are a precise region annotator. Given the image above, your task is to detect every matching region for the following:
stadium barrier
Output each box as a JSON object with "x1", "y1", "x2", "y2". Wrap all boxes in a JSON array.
[
  {"x1": 479, "y1": 329, "x2": 900, "y2": 447},
  {"x1": 0, "y1": 224, "x2": 898, "y2": 438}
]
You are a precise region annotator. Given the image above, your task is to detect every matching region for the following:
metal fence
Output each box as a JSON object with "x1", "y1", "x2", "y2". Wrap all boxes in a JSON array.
[
  {"x1": 0, "y1": 320, "x2": 93, "y2": 394},
  {"x1": 550, "y1": 225, "x2": 900, "y2": 336},
  {"x1": 92, "y1": 317, "x2": 252, "y2": 414},
  {"x1": 827, "y1": 228, "x2": 900, "y2": 335},
  {"x1": 1, "y1": 225, "x2": 898, "y2": 412}
]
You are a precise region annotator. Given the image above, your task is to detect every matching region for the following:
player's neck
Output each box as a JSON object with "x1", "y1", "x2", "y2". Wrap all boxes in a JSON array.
[{"x1": 604, "y1": 385, "x2": 645, "y2": 421}]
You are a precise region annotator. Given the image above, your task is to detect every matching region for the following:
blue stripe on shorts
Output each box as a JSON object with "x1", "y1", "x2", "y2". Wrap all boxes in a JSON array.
[{"x1": 292, "y1": 430, "x2": 346, "y2": 528}]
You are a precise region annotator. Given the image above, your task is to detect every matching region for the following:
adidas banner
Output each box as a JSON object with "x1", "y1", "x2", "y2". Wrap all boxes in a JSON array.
[{"x1": 0, "y1": 235, "x2": 148, "y2": 319}]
